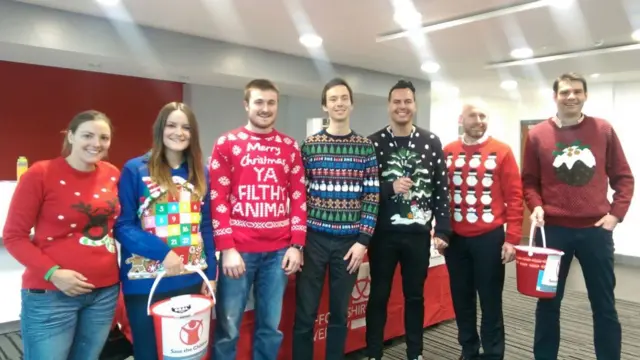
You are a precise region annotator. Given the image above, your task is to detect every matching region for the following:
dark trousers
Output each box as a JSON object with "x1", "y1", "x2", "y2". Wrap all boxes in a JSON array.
[
  {"x1": 292, "y1": 231, "x2": 358, "y2": 360},
  {"x1": 365, "y1": 231, "x2": 431, "y2": 359},
  {"x1": 444, "y1": 226, "x2": 506, "y2": 360},
  {"x1": 124, "y1": 283, "x2": 202, "y2": 360},
  {"x1": 533, "y1": 225, "x2": 620, "y2": 360}
]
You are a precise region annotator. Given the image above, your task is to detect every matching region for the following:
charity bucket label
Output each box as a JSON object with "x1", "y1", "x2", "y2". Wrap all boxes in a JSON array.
[
  {"x1": 160, "y1": 312, "x2": 210, "y2": 360},
  {"x1": 536, "y1": 254, "x2": 562, "y2": 292}
]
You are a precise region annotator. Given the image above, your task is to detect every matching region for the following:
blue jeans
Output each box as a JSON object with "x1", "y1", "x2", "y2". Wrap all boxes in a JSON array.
[
  {"x1": 213, "y1": 248, "x2": 289, "y2": 360},
  {"x1": 20, "y1": 284, "x2": 120, "y2": 360}
]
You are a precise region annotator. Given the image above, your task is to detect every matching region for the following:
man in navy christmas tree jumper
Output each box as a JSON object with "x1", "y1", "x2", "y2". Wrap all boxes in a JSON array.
[
  {"x1": 522, "y1": 72, "x2": 634, "y2": 360},
  {"x1": 292, "y1": 78, "x2": 380, "y2": 360},
  {"x1": 366, "y1": 80, "x2": 451, "y2": 360}
]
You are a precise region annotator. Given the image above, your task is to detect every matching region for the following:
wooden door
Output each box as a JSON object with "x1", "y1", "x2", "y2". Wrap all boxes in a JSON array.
[{"x1": 520, "y1": 120, "x2": 546, "y2": 242}]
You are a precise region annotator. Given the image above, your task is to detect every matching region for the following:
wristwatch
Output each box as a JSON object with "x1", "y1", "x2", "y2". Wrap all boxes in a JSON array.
[{"x1": 290, "y1": 244, "x2": 304, "y2": 252}]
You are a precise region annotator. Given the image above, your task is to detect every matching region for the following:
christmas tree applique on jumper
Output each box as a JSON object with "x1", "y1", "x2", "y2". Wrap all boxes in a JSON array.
[
  {"x1": 382, "y1": 147, "x2": 433, "y2": 225},
  {"x1": 551, "y1": 140, "x2": 596, "y2": 186}
]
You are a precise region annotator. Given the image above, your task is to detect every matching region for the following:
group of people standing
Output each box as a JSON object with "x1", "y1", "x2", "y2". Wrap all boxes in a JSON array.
[{"x1": 2, "y1": 71, "x2": 634, "y2": 360}]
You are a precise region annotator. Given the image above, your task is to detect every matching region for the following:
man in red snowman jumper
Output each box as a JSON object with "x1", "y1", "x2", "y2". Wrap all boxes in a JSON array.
[{"x1": 443, "y1": 100, "x2": 523, "y2": 360}]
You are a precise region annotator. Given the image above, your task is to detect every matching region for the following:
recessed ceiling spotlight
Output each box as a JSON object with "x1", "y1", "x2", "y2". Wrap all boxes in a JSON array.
[
  {"x1": 632, "y1": 29, "x2": 640, "y2": 42},
  {"x1": 96, "y1": 0, "x2": 120, "y2": 6},
  {"x1": 510, "y1": 47, "x2": 534, "y2": 59},
  {"x1": 500, "y1": 80, "x2": 518, "y2": 90},
  {"x1": 299, "y1": 34, "x2": 323, "y2": 48},
  {"x1": 590, "y1": 73, "x2": 600, "y2": 78},
  {"x1": 420, "y1": 61, "x2": 440, "y2": 73}
]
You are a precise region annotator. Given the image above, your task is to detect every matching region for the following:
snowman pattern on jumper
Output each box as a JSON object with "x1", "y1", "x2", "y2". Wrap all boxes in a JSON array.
[
  {"x1": 447, "y1": 151, "x2": 498, "y2": 224},
  {"x1": 125, "y1": 176, "x2": 208, "y2": 279}
]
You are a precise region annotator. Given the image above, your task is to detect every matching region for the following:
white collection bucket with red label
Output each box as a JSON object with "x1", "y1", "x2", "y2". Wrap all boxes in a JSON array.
[{"x1": 147, "y1": 265, "x2": 216, "y2": 360}]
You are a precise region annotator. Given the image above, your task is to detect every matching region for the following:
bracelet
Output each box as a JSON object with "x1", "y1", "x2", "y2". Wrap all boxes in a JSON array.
[{"x1": 44, "y1": 265, "x2": 60, "y2": 282}]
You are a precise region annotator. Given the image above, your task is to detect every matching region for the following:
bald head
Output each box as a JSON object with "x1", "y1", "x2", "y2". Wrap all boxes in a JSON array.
[
  {"x1": 460, "y1": 99, "x2": 489, "y2": 118},
  {"x1": 459, "y1": 101, "x2": 488, "y2": 140}
]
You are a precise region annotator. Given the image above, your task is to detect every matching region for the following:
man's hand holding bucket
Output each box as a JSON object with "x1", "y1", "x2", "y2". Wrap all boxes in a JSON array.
[{"x1": 530, "y1": 206, "x2": 545, "y2": 227}]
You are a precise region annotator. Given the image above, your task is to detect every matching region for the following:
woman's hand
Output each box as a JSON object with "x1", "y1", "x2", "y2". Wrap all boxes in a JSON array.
[
  {"x1": 201, "y1": 280, "x2": 217, "y2": 297},
  {"x1": 50, "y1": 269, "x2": 95, "y2": 297},
  {"x1": 162, "y1": 251, "x2": 185, "y2": 276}
]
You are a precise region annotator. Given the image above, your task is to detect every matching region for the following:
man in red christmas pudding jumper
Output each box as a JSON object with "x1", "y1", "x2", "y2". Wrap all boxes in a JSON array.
[
  {"x1": 443, "y1": 101, "x2": 523, "y2": 360},
  {"x1": 209, "y1": 79, "x2": 307, "y2": 359},
  {"x1": 522, "y1": 72, "x2": 634, "y2": 360}
]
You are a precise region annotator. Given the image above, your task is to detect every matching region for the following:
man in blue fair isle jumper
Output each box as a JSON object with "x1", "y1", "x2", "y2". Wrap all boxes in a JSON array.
[{"x1": 292, "y1": 78, "x2": 380, "y2": 360}]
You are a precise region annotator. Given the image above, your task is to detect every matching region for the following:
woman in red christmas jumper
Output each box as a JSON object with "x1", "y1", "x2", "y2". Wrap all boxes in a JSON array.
[
  {"x1": 114, "y1": 102, "x2": 216, "y2": 360},
  {"x1": 3, "y1": 111, "x2": 122, "y2": 360}
]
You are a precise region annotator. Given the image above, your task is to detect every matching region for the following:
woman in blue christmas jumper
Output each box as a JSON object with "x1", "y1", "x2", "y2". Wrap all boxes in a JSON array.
[{"x1": 114, "y1": 102, "x2": 216, "y2": 360}]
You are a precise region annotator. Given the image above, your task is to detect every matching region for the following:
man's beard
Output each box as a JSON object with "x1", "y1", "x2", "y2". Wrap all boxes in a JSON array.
[{"x1": 249, "y1": 113, "x2": 275, "y2": 129}]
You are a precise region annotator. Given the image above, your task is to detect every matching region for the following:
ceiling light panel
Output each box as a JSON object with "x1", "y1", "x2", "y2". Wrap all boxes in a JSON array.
[{"x1": 377, "y1": 0, "x2": 552, "y2": 43}]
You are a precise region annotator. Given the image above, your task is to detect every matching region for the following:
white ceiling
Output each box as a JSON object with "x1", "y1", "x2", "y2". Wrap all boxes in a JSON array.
[{"x1": 9, "y1": 0, "x2": 640, "y2": 96}]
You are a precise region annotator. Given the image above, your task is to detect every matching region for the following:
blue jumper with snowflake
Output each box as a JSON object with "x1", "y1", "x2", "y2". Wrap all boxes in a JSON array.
[
  {"x1": 368, "y1": 126, "x2": 452, "y2": 241},
  {"x1": 300, "y1": 130, "x2": 380, "y2": 246},
  {"x1": 114, "y1": 153, "x2": 216, "y2": 295}
]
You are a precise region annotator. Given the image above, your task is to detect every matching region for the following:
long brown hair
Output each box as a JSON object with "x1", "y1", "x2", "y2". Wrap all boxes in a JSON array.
[
  {"x1": 62, "y1": 110, "x2": 113, "y2": 156},
  {"x1": 148, "y1": 102, "x2": 206, "y2": 198}
]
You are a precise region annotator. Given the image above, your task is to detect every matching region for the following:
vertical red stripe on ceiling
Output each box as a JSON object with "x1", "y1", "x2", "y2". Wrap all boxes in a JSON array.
[{"x1": 0, "y1": 60, "x2": 183, "y2": 179}]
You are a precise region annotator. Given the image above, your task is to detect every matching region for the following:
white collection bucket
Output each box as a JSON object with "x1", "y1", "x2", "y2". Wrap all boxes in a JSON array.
[{"x1": 146, "y1": 265, "x2": 216, "y2": 360}]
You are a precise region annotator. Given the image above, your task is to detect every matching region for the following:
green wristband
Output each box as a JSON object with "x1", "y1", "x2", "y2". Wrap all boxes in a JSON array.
[{"x1": 44, "y1": 265, "x2": 60, "y2": 282}]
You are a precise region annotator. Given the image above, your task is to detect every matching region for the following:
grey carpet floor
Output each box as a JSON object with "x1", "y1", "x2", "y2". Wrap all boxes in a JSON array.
[
  {"x1": 348, "y1": 275, "x2": 640, "y2": 360},
  {"x1": 2, "y1": 275, "x2": 639, "y2": 359}
]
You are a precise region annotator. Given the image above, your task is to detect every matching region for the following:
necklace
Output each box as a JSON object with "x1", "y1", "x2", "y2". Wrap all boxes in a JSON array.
[{"x1": 386, "y1": 125, "x2": 416, "y2": 150}]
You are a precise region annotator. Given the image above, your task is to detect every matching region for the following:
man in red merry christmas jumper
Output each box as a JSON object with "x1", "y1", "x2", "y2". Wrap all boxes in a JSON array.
[
  {"x1": 443, "y1": 100, "x2": 523, "y2": 360},
  {"x1": 209, "y1": 79, "x2": 307, "y2": 359},
  {"x1": 522, "y1": 72, "x2": 634, "y2": 360}
]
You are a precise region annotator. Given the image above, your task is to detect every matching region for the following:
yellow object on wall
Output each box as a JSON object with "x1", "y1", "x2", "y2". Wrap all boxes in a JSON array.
[{"x1": 16, "y1": 156, "x2": 28, "y2": 181}]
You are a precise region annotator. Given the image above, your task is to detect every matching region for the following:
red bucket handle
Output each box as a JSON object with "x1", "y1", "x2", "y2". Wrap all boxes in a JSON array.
[
  {"x1": 146, "y1": 265, "x2": 216, "y2": 316},
  {"x1": 527, "y1": 224, "x2": 547, "y2": 256}
]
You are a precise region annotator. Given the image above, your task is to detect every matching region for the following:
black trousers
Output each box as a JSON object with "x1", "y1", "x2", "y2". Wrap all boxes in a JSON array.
[
  {"x1": 365, "y1": 231, "x2": 431, "y2": 359},
  {"x1": 533, "y1": 225, "x2": 620, "y2": 360},
  {"x1": 292, "y1": 231, "x2": 358, "y2": 360},
  {"x1": 444, "y1": 226, "x2": 506, "y2": 360}
]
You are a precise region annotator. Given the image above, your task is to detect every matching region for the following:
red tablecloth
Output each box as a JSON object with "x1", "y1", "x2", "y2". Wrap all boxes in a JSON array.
[{"x1": 231, "y1": 262, "x2": 455, "y2": 359}]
